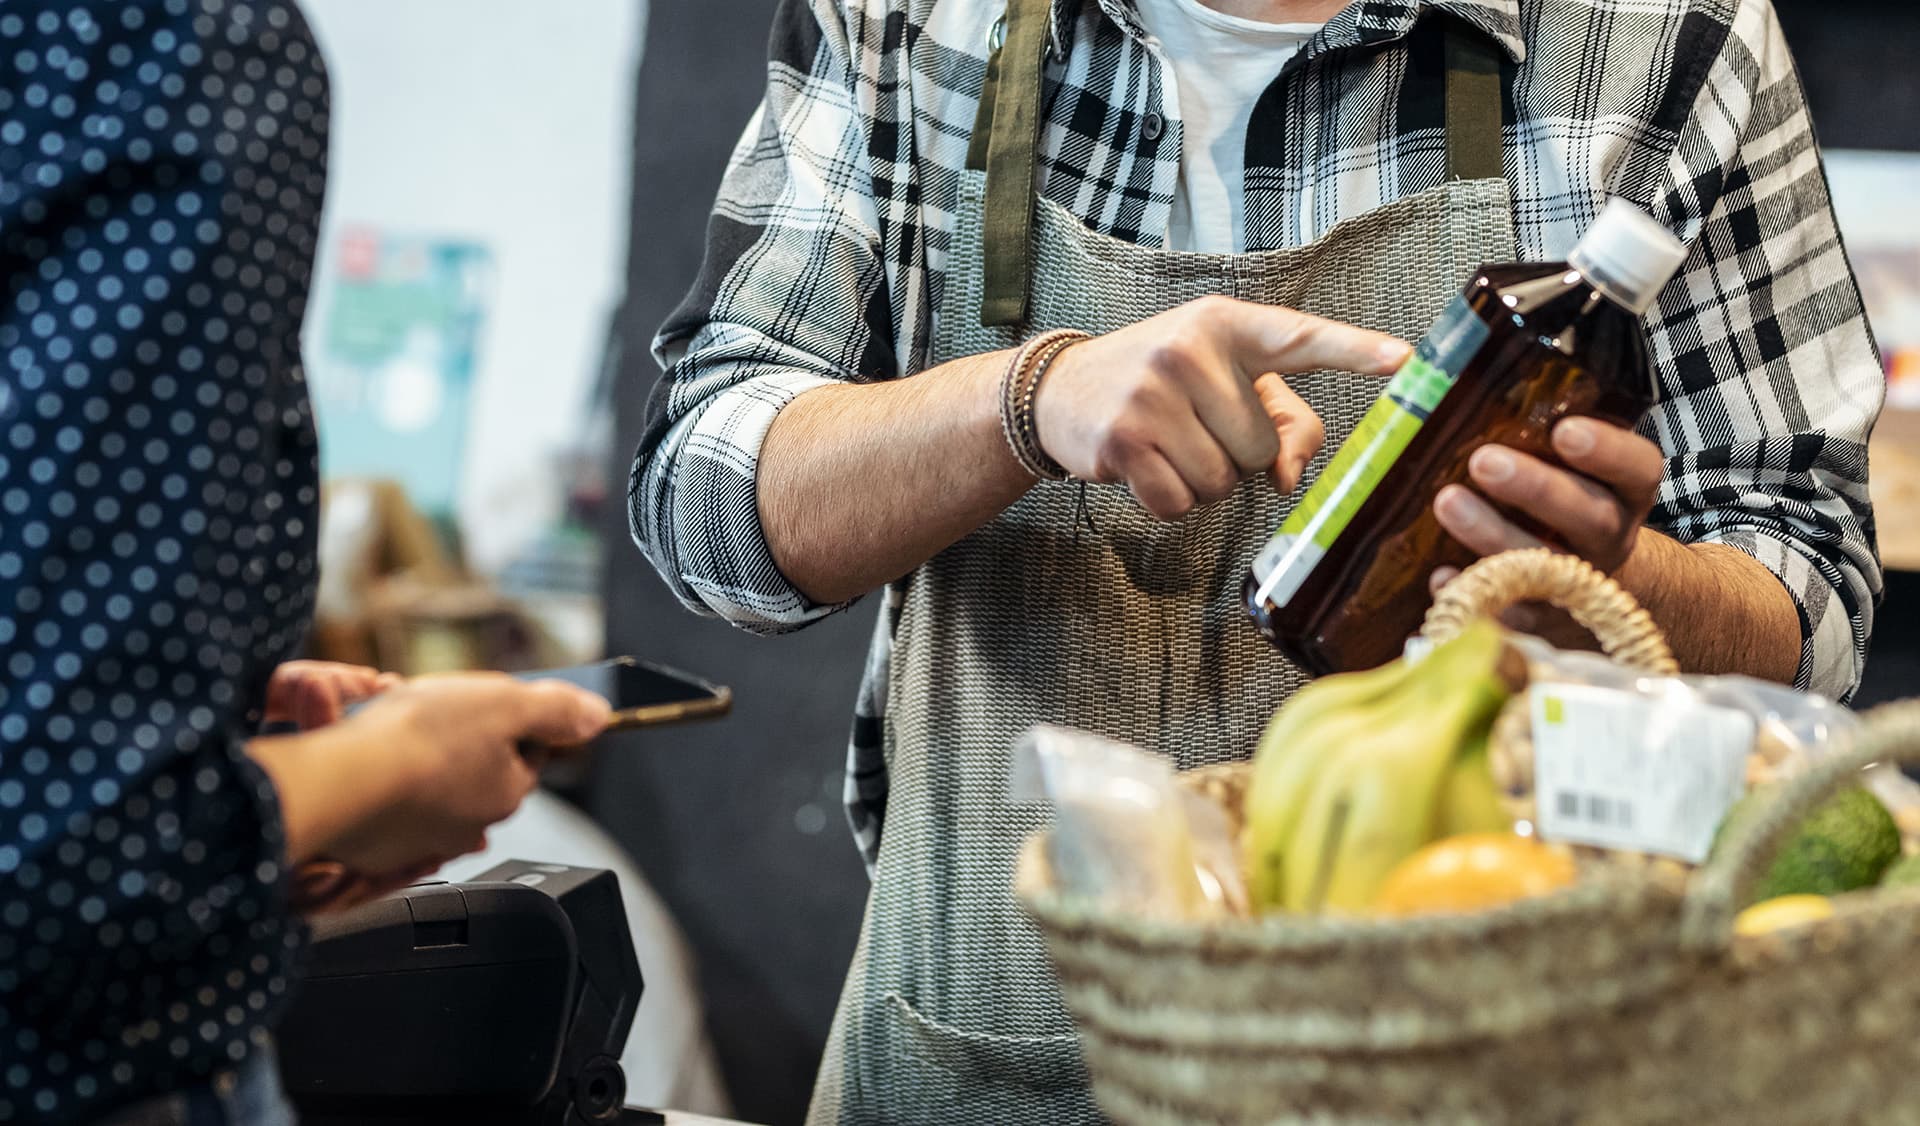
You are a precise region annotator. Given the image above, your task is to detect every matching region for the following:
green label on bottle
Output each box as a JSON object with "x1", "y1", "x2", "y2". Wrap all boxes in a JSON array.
[{"x1": 1250, "y1": 295, "x2": 1489, "y2": 607}]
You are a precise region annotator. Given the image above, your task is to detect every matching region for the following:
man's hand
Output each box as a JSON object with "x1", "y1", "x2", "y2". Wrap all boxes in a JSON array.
[
  {"x1": 265, "y1": 660, "x2": 402, "y2": 730},
  {"x1": 1431, "y1": 416, "x2": 1664, "y2": 586},
  {"x1": 1034, "y1": 296, "x2": 1410, "y2": 520},
  {"x1": 1426, "y1": 416, "x2": 1664, "y2": 643},
  {"x1": 1424, "y1": 414, "x2": 1804, "y2": 683}
]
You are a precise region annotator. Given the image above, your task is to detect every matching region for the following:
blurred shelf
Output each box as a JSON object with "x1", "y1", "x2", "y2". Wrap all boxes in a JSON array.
[
  {"x1": 1874, "y1": 408, "x2": 1920, "y2": 574},
  {"x1": 517, "y1": 591, "x2": 606, "y2": 666}
]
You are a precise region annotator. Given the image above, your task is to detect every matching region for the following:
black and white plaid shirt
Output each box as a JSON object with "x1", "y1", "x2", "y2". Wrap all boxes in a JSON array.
[{"x1": 629, "y1": 0, "x2": 1884, "y2": 868}]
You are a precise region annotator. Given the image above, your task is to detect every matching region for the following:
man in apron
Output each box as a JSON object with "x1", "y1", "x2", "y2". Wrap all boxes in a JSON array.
[{"x1": 629, "y1": 0, "x2": 1882, "y2": 1120}]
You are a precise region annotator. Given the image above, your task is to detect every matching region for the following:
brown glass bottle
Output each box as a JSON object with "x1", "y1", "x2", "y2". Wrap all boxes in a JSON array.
[{"x1": 1244, "y1": 202, "x2": 1685, "y2": 674}]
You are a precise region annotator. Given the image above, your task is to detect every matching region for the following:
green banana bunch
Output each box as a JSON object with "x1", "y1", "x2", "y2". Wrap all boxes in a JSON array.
[
  {"x1": 1435, "y1": 733, "x2": 1512, "y2": 839},
  {"x1": 1286, "y1": 621, "x2": 1514, "y2": 913},
  {"x1": 1244, "y1": 620, "x2": 1514, "y2": 914},
  {"x1": 1242, "y1": 655, "x2": 1418, "y2": 909}
]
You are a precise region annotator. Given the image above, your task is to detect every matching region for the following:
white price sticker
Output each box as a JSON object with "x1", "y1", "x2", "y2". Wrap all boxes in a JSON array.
[{"x1": 1531, "y1": 683, "x2": 1754, "y2": 863}]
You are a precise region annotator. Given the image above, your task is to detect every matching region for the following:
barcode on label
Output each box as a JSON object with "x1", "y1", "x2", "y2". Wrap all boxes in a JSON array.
[{"x1": 1555, "y1": 790, "x2": 1634, "y2": 829}]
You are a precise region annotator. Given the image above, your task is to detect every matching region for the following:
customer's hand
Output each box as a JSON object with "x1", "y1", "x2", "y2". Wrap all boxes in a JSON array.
[
  {"x1": 320, "y1": 673, "x2": 612, "y2": 875},
  {"x1": 1033, "y1": 296, "x2": 1410, "y2": 519},
  {"x1": 265, "y1": 660, "x2": 402, "y2": 730},
  {"x1": 289, "y1": 858, "x2": 448, "y2": 917},
  {"x1": 267, "y1": 661, "x2": 414, "y2": 913},
  {"x1": 253, "y1": 672, "x2": 611, "y2": 912}
]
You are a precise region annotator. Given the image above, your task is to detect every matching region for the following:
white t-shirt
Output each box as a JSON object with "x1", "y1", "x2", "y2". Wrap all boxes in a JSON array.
[{"x1": 1131, "y1": 0, "x2": 1321, "y2": 253}]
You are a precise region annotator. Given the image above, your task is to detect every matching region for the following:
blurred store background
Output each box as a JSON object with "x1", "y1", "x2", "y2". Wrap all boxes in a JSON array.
[
  {"x1": 291, "y1": 1, "x2": 1920, "y2": 1122},
  {"x1": 293, "y1": 1, "x2": 739, "y2": 1118}
]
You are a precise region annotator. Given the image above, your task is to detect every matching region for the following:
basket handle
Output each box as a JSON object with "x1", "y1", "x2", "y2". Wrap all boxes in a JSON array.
[
  {"x1": 1680, "y1": 700, "x2": 1920, "y2": 953},
  {"x1": 1420, "y1": 549, "x2": 1679, "y2": 675}
]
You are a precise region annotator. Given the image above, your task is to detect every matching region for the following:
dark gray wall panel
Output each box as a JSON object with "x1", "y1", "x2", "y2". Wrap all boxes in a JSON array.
[
  {"x1": 599, "y1": 2, "x2": 870, "y2": 1125},
  {"x1": 1775, "y1": 2, "x2": 1920, "y2": 153}
]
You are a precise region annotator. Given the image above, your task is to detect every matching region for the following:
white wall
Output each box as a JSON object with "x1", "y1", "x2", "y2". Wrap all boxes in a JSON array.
[
  {"x1": 301, "y1": 0, "x2": 645, "y2": 574},
  {"x1": 1826, "y1": 149, "x2": 1920, "y2": 247}
]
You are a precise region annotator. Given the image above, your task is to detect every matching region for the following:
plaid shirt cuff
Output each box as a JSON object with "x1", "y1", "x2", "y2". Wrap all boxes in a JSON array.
[
  {"x1": 629, "y1": 368, "x2": 848, "y2": 634},
  {"x1": 1696, "y1": 526, "x2": 1868, "y2": 702}
]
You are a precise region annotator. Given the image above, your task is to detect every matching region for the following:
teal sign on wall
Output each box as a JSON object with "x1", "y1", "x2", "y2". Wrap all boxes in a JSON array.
[{"x1": 308, "y1": 229, "x2": 492, "y2": 519}]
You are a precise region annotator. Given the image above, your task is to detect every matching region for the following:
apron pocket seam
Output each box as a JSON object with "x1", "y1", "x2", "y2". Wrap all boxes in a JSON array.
[{"x1": 882, "y1": 990, "x2": 1089, "y2": 1092}]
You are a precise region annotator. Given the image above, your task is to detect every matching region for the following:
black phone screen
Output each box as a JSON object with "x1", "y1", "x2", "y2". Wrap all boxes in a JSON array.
[{"x1": 517, "y1": 658, "x2": 730, "y2": 728}]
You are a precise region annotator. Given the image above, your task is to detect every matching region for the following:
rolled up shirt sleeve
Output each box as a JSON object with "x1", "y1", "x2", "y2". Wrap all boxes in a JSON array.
[
  {"x1": 1642, "y1": 0, "x2": 1883, "y2": 701},
  {"x1": 628, "y1": 0, "x2": 896, "y2": 635}
]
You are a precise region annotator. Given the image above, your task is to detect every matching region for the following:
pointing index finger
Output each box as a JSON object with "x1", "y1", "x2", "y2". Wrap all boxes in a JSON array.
[{"x1": 1224, "y1": 303, "x2": 1411, "y2": 380}]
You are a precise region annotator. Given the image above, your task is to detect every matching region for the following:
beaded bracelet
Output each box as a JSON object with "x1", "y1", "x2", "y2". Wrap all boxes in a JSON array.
[{"x1": 998, "y1": 328, "x2": 1089, "y2": 481}]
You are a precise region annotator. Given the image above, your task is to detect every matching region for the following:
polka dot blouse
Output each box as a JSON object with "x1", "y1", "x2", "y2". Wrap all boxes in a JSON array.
[{"x1": 0, "y1": 2, "x2": 329, "y2": 1121}]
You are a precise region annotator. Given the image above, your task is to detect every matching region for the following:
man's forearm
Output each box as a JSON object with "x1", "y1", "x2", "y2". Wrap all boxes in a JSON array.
[
  {"x1": 1616, "y1": 529, "x2": 1803, "y2": 683},
  {"x1": 758, "y1": 348, "x2": 1034, "y2": 605}
]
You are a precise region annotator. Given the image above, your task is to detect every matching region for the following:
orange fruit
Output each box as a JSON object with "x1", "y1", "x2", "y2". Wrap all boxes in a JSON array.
[{"x1": 1372, "y1": 833, "x2": 1576, "y2": 916}]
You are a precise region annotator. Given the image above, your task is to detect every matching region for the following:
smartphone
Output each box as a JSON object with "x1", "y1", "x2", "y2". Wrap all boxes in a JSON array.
[{"x1": 515, "y1": 657, "x2": 732, "y2": 730}]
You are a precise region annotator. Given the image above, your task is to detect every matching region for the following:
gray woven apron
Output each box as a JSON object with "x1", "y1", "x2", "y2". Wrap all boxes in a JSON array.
[{"x1": 808, "y1": 7, "x2": 1516, "y2": 1123}]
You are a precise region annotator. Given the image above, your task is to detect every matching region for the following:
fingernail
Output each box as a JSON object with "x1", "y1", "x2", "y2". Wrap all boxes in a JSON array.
[
  {"x1": 1557, "y1": 418, "x2": 1595, "y2": 456},
  {"x1": 1377, "y1": 339, "x2": 1412, "y2": 368},
  {"x1": 301, "y1": 869, "x2": 347, "y2": 892},
  {"x1": 1473, "y1": 447, "x2": 1514, "y2": 484},
  {"x1": 1438, "y1": 485, "x2": 1485, "y2": 531}
]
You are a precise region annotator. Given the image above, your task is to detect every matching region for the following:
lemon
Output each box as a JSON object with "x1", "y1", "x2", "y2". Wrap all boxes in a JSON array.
[
  {"x1": 1733, "y1": 894, "x2": 1834, "y2": 936},
  {"x1": 1372, "y1": 833, "x2": 1575, "y2": 917}
]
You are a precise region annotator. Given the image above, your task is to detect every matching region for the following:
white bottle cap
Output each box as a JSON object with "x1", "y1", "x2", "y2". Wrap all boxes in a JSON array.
[{"x1": 1567, "y1": 198, "x2": 1688, "y2": 315}]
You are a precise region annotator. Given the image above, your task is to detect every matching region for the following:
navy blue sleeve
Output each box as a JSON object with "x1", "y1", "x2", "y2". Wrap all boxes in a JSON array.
[{"x1": 0, "y1": 2, "x2": 330, "y2": 1121}]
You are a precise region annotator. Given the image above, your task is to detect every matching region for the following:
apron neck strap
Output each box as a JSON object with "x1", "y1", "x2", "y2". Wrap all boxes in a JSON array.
[
  {"x1": 974, "y1": 4, "x2": 1508, "y2": 328},
  {"x1": 978, "y1": 0, "x2": 1055, "y2": 327},
  {"x1": 1442, "y1": 18, "x2": 1504, "y2": 182}
]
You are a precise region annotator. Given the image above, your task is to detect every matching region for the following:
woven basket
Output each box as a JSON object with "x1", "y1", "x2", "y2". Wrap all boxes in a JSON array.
[{"x1": 1017, "y1": 549, "x2": 1920, "y2": 1124}]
